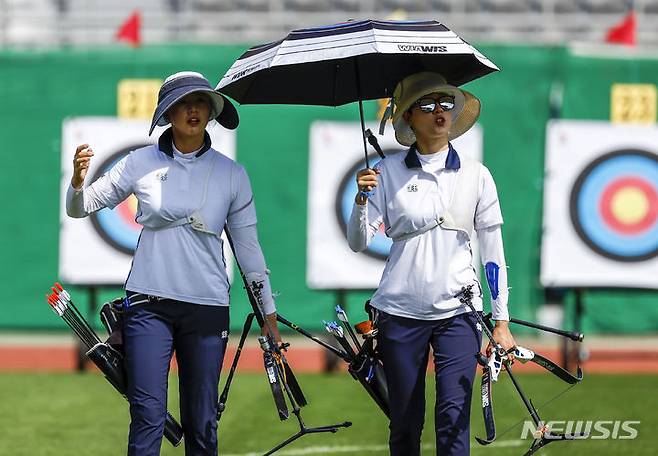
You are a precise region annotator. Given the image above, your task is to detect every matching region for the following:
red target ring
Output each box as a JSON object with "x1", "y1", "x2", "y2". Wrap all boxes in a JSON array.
[{"x1": 599, "y1": 176, "x2": 658, "y2": 235}]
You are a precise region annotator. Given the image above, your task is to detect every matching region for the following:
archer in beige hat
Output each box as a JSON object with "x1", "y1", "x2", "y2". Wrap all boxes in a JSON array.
[
  {"x1": 351, "y1": 71, "x2": 516, "y2": 456},
  {"x1": 383, "y1": 71, "x2": 481, "y2": 147}
]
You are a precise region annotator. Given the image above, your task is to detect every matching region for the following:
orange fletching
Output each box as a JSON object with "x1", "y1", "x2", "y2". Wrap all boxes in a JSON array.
[{"x1": 355, "y1": 320, "x2": 374, "y2": 335}]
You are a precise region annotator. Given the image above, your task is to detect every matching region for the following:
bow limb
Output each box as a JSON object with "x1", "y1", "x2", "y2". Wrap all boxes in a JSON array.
[
  {"x1": 530, "y1": 352, "x2": 583, "y2": 384},
  {"x1": 475, "y1": 363, "x2": 496, "y2": 445},
  {"x1": 511, "y1": 345, "x2": 583, "y2": 384}
]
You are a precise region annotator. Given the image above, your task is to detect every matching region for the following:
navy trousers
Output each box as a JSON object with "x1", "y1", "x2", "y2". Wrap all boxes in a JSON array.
[
  {"x1": 122, "y1": 298, "x2": 229, "y2": 456},
  {"x1": 377, "y1": 311, "x2": 482, "y2": 456}
]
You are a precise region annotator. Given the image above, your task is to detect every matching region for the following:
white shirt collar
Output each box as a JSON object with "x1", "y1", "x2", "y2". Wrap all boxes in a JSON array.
[
  {"x1": 172, "y1": 141, "x2": 203, "y2": 159},
  {"x1": 416, "y1": 144, "x2": 450, "y2": 171}
]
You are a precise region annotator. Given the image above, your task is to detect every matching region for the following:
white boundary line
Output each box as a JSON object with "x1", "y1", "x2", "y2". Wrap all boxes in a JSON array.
[{"x1": 222, "y1": 439, "x2": 524, "y2": 456}]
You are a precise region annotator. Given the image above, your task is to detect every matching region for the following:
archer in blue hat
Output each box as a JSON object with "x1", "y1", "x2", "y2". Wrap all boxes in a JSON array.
[{"x1": 66, "y1": 71, "x2": 281, "y2": 455}]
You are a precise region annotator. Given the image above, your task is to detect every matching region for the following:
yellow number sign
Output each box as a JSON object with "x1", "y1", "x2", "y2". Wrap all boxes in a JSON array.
[
  {"x1": 610, "y1": 84, "x2": 657, "y2": 124},
  {"x1": 117, "y1": 79, "x2": 162, "y2": 119}
]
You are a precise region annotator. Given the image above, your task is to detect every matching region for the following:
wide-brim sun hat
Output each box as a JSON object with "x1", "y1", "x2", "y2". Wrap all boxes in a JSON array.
[
  {"x1": 385, "y1": 71, "x2": 480, "y2": 147},
  {"x1": 149, "y1": 71, "x2": 239, "y2": 135}
]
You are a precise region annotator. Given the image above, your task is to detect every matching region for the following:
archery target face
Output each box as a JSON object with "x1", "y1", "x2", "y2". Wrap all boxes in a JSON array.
[
  {"x1": 541, "y1": 121, "x2": 658, "y2": 288},
  {"x1": 307, "y1": 120, "x2": 482, "y2": 289},
  {"x1": 570, "y1": 150, "x2": 658, "y2": 262},
  {"x1": 59, "y1": 118, "x2": 235, "y2": 285}
]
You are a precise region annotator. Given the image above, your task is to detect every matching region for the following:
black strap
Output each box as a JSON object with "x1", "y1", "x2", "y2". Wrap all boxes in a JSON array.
[{"x1": 125, "y1": 291, "x2": 162, "y2": 308}]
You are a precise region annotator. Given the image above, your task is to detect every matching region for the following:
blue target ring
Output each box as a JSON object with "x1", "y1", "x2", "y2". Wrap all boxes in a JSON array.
[
  {"x1": 569, "y1": 149, "x2": 658, "y2": 262},
  {"x1": 90, "y1": 144, "x2": 149, "y2": 256},
  {"x1": 336, "y1": 154, "x2": 393, "y2": 261}
]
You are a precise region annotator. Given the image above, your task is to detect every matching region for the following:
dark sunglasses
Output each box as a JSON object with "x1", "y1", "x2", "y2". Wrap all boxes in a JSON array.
[{"x1": 414, "y1": 95, "x2": 456, "y2": 113}]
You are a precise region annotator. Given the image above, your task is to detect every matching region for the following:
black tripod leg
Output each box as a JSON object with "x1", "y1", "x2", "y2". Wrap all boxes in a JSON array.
[
  {"x1": 263, "y1": 430, "x2": 306, "y2": 456},
  {"x1": 260, "y1": 349, "x2": 352, "y2": 455},
  {"x1": 217, "y1": 312, "x2": 256, "y2": 421},
  {"x1": 262, "y1": 413, "x2": 352, "y2": 456}
]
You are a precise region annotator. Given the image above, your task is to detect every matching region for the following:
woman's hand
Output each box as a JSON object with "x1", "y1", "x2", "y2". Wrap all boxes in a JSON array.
[
  {"x1": 355, "y1": 168, "x2": 380, "y2": 205},
  {"x1": 486, "y1": 320, "x2": 517, "y2": 362},
  {"x1": 72, "y1": 144, "x2": 94, "y2": 190},
  {"x1": 263, "y1": 312, "x2": 283, "y2": 346}
]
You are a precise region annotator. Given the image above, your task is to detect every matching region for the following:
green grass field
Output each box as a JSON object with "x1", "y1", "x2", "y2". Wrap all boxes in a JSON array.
[{"x1": 0, "y1": 372, "x2": 655, "y2": 455}]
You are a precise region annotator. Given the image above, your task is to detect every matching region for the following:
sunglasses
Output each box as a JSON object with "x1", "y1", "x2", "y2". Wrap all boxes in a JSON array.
[{"x1": 414, "y1": 95, "x2": 456, "y2": 113}]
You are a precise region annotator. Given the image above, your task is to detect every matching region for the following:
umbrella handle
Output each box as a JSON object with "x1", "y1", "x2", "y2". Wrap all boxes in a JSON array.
[{"x1": 365, "y1": 129, "x2": 385, "y2": 159}]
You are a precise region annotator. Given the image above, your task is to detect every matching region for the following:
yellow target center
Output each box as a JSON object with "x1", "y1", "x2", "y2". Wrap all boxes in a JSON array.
[{"x1": 611, "y1": 187, "x2": 649, "y2": 225}]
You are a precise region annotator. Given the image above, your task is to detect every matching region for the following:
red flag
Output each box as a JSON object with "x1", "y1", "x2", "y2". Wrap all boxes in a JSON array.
[
  {"x1": 605, "y1": 10, "x2": 636, "y2": 46},
  {"x1": 116, "y1": 11, "x2": 141, "y2": 47}
]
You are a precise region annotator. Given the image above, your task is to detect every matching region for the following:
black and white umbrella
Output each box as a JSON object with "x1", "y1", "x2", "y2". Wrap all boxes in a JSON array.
[{"x1": 217, "y1": 19, "x2": 499, "y2": 165}]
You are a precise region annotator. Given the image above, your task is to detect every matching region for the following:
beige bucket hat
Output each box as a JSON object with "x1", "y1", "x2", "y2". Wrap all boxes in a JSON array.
[{"x1": 381, "y1": 71, "x2": 481, "y2": 146}]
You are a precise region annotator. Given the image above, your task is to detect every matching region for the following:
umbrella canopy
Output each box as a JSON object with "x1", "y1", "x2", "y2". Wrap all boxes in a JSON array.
[{"x1": 217, "y1": 19, "x2": 499, "y2": 106}]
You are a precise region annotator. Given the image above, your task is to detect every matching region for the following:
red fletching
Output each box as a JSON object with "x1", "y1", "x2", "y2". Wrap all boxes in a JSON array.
[
  {"x1": 55, "y1": 282, "x2": 63, "y2": 292},
  {"x1": 47, "y1": 294, "x2": 58, "y2": 307}
]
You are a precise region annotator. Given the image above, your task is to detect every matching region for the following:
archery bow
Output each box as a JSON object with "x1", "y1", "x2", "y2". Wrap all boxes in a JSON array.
[
  {"x1": 216, "y1": 228, "x2": 351, "y2": 455},
  {"x1": 456, "y1": 286, "x2": 587, "y2": 456}
]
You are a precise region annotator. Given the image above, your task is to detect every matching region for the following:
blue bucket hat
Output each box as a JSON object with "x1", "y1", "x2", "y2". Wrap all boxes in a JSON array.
[{"x1": 149, "y1": 71, "x2": 239, "y2": 135}]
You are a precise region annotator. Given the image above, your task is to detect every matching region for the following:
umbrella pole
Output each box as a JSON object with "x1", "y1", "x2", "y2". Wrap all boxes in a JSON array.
[
  {"x1": 354, "y1": 61, "x2": 370, "y2": 169},
  {"x1": 358, "y1": 99, "x2": 370, "y2": 169}
]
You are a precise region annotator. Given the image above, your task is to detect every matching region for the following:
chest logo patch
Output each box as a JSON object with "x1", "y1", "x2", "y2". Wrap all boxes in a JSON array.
[
  {"x1": 407, "y1": 183, "x2": 418, "y2": 192},
  {"x1": 156, "y1": 172, "x2": 168, "y2": 182}
]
